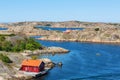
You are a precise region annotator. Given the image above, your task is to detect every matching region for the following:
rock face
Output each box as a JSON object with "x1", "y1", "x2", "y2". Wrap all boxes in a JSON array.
[
  {"x1": 0, "y1": 61, "x2": 14, "y2": 74},
  {"x1": 8, "y1": 25, "x2": 35, "y2": 35},
  {"x1": 0, "y1": 30, "x2": 13, "y2": 35},
  {"x1": 38, "y1": 28, "x2": 120, "y2": 43},
  {"x1": 0, "y1": 23, "x2": 9, "y2": 28},
  {"x1": 5, "y1": 21, "x2": 120, "y2": 28},
  {"x1": 57, "y1": 62, "x2": 63, "y2": 66},
  {"x1": 41, "y1": 58, "x2": 55, "y2": 69},
  {"x1": 45, "y1": 47, "x2": 69, "y2": 53},
  {"x1": 0, "y1": 52, "x2": 26, "y2": 80},
  {"x1": 22, "y1": 47, "x2": 69, "y2": 56},
  {"x1": 51, "y1": 21, "x2": 119, "y2": 28},
  {"x1": 7, "y1": 24, "x2": 57, "y2": 36}
]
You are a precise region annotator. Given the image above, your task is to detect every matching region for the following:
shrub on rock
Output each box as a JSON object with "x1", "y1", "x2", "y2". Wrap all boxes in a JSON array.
[{"x1": 0, "y1": 54, "x2": 12, "y2": 63}]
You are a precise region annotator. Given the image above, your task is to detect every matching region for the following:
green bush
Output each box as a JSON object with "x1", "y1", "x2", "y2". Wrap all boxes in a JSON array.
[
  {"x1": 0, "y1": 36, "x2": 5, "y2": 41},
  {"x1": 95, "y1": 28, "x2": 99, "y2": 31},
  {"x1": 9, "y1": 34, "x2": 16, "y2": 36},
  {"x1": 0, "y1": 34, "x2": 15, "y2": 36},
  {"x1": 0, "y1": 36, "x2": 42, "y2": 52},
  {"x1": 12, "y1": 45, "x2": 21, "y2": 52},
  {"x1": 25, "y1": 43, "x2": 35, "y2": 50},
  {"x1": 1, "y1": 41, "x2": 12, "y2": 52},
  {"x1": 0, "y1": 54, "x2": 12, "y2": 63},
  {"x1": 0, "y1": 46, "x2": 2, "y2": 50},
  {"x1": 25, "y1": 38, "x2": 42, "y2": 51},
  {"x1": 31, "y1": 55, "x2": 37, "y2": 60}
]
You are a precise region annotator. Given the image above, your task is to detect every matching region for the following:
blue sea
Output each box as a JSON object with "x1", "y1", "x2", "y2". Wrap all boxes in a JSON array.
[
  {"x1": 32, "y1": 27, "x2": 120, "y2": 80},
  {"x1": 32, "y1": 39, "x2": 120, "y2": 80},
  {"x1": 0, "y1": 27, "x2": 8, "y2": 30},
  {"x1": 35, "y1": 26, "x2": 84, "y2": 32}
]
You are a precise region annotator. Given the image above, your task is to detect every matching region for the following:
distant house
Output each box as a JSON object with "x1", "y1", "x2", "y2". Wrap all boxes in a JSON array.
[
  {"x1": 20, "y1": 59, "x2": 45, "y2": 73},
  {"x1": 64, "y1": 29, "x2": 72, "y2": 34}
]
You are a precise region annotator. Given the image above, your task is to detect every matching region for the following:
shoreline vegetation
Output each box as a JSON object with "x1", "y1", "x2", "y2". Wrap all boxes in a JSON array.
[{"x1": 0, "y1": 35, "x2": 42, "y2": 52}]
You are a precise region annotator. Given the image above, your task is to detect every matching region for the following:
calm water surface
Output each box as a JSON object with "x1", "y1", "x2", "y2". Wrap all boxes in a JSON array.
[
  {"x1": 0, "y1": 27, "x2": 8, "y2": 30},
  {"x1": 34, "y1": 39, "x2": 120, "y2": 80},
  {"x1": 35, "y1": 26, "x2": 84, "y2": 32}
]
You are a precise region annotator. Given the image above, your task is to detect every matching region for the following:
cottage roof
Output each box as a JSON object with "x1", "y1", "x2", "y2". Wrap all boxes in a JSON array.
[{"x1": 21, "y1": 59, "x2": 43, "y2": 67}]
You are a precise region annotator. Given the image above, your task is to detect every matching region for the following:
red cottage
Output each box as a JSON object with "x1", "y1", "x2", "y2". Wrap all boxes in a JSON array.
[{"x1": 20, "y1": 59, "x2": 45, "y2": 73}]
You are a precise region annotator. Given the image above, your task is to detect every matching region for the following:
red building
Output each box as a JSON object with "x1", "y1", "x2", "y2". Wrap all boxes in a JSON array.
[
  {"x1": 20, "y1": 59, "x2": 45, "y2": 73},
  {"x1": 63, "y1": 30, "x2": 72, "y2": 34}
]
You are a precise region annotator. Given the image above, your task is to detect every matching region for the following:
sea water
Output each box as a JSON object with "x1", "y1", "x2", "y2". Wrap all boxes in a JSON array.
[{"x1": 33, "y1": 39, "x2": 120, "y2": 80}]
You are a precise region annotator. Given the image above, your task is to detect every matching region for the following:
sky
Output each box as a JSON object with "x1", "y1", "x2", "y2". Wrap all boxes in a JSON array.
[{"x1": 0, "y1": 0, "x2": 120, "y2": 23}]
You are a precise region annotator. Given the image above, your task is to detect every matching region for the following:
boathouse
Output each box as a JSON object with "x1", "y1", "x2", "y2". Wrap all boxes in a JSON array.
[{"x1": 20, "y1": 59, "x2": 45, "y2": 73}]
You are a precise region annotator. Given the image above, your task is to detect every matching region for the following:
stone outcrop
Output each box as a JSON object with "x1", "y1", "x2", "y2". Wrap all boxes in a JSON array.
[
  {"x1": 21, "y1": 46, "x2": 69, "y2": 56},
  {"x1": 0, "y1": 52, "x2": 26, "y2": 80},
  {"x1": 5, "y1": 21, "x2": 120, "y2": 28},
  {"x1": 41, "y1": 58, "x2": 55, "y2": 69},
  {"x1": 38, "y1": 27, "x2": 120, "y2": 43}
]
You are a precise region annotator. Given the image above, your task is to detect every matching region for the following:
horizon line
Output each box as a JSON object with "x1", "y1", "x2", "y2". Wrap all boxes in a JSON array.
[{"x1": 0, "y1": 20, "x2": 120, "y2": 24}]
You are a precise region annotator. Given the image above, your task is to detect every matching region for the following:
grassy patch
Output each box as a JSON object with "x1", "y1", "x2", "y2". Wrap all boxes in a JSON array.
[
  {"x1": 0, "y1": 54, "x2": 12, "y2": 63},
  {"x1": 0, "y1": 34, "x2": 15, "y2": 36},
  {"x1": 31, "y1": 55, "x2": 38, "y2": 60},
  {"x1": 0, "y1": 36, "x2": 42, "y2": 52}
]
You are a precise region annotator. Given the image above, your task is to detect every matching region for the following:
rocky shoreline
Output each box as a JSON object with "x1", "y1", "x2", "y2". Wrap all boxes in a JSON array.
[
  {"x1": 38, "y1": 37, "x2": 120, "y2": 44},
  {"x1": 0, "y1": 46, "x2": 69, "y2": 80},
  {"x1": 37, "y1": 28, "x2": 120, "y2": 44},
  {"x1": 22, "y1": 47, "x2": 69, "y2": 56}
]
